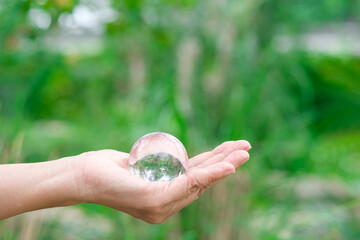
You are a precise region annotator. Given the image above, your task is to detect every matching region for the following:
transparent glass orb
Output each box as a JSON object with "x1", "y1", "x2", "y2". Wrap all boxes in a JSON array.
[{"x1": 129, "y1": 132, "x2": 188, "y2": 182}]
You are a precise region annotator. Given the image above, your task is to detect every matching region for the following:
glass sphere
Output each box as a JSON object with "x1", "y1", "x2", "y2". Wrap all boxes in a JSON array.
[{"x1": 129, "y1": 132, "x2": 188, "y2": 182}]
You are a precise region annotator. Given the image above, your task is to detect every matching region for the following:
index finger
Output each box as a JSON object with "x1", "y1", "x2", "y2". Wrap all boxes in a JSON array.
[{"x1": 189, "y1": 140, "x2": 251, "y2": 168}]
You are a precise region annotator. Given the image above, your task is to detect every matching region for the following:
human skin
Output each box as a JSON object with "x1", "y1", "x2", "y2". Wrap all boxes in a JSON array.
[{"x1": 0, "y1": 140, "x2": 251, "y2": 223}]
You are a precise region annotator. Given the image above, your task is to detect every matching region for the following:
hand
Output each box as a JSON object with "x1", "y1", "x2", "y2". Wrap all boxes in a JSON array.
[{"x1": 76, "y1": 140, "x2": 251, "y2": 224}]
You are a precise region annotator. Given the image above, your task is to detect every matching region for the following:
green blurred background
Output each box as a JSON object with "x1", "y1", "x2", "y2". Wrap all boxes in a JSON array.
[{"x1": 1, "y1": 0, "x2": 360, "y2": 239}]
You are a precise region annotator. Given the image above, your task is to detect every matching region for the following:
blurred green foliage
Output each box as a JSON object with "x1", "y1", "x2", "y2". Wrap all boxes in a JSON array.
[{"x1": 1, "y1": 0, "x2": 360, "y2": 239}]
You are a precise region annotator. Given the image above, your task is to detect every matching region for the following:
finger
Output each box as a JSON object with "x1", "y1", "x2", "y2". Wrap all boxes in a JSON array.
[
  {"x1": 223, "y1": 150, "x2": 250, "y2": 169},
  {"x1": 146, "y1": 162, "x2": 235, "y2": 220},
  {"x1": 164, "y1": 162, "x2": 235, "y2": 211},
  {"x1": 190, "y1": 140, "x2": 251, "y2": 168},
  {"x1": 188, "y1": 151, "x2": 214, "y2": 168},
  {"x1": 197, "y1": 161, "x2": 235, "y2": 187},
  {"x1": 188, "y1": 141, "x2": 237, "y2": 168},
  {"x1": 212, "y1": 140, "x2": 251, "y2": 154},
  {"x1": 166, "y1": 161, "x2": 235, "y2": 202}
]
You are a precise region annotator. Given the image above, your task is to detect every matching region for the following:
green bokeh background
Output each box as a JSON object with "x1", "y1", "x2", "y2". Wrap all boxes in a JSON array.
[{"x1": 1, "y1": 0, "x2": 360, "y2": 239}]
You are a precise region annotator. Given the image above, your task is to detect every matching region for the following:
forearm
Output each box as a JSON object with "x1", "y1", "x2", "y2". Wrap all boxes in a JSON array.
[
  {"x1": 0, "y1": 156, "x2": 82, "y2": 220},
  {"x1": 0, "y1": 141, "x2": 250, "y2": 223}
]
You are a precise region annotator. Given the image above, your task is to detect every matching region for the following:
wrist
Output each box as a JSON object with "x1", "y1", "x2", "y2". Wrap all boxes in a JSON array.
[
  {"x1": 68, "y1": 154, "x2": 92, "y2": 205},
  {"x1": 42, "y1": 156, "x2": 85, "y2": 207},
  {"x1": 71, "y1": 152, "x2": 101, "y2": 205}
]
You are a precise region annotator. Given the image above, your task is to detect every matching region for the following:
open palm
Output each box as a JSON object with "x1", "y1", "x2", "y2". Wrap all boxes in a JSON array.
[{"x1": 78, "y1": 140, "x2": 251, "y2": 224}]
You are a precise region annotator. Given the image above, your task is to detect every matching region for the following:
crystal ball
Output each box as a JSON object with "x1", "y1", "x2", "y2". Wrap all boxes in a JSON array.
[{"x1": 129, "y1": 132, "x2": 188, "y2": 182}]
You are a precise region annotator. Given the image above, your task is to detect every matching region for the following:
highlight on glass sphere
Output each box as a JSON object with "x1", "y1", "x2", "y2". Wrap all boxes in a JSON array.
[{"x1": 128, "y1": 132, "x2": 188, "y2": 182}]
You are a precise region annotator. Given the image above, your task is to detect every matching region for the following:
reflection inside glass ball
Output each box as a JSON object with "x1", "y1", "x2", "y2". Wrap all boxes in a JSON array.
[{"x1": 129, "y1": 132, "x2": 188, "y2": 182}]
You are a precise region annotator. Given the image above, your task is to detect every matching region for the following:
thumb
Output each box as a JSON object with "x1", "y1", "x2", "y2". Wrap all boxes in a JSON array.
[
  {"x1": 164, "y1": 162, "x2": 235, "y2": 211},
  {"x1": 186, "y1": 162, "x2": 235, "y2": 196},
  {"x1": 167, "y1": 162, "x2": 235, "y2": 202}
]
